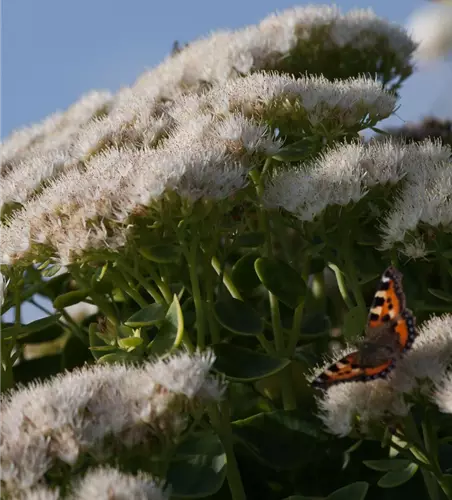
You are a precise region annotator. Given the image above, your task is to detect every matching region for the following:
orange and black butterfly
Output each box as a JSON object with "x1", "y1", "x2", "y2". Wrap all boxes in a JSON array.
[{"x1": 312, "y1": 266, "x2": 417, "y2": 388}]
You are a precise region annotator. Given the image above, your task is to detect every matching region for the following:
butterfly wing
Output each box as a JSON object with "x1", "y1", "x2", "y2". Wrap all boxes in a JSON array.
[
  {"x1": 311, "y1": 266, "x2": 417, "y2": 389},
  {"x1": 311, "y1": 351, "x2": 394, "y2": 387},
  {"x1": 395, "y1": 309, "x2": 417, "y2": 352},
  {"x1": 368, "y1": 266, "x2": 405, "y2": 328}
]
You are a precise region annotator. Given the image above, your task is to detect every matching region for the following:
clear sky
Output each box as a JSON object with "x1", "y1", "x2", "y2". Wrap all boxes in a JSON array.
[
  {"x1": 1, "y1": 0, "x2": 451, "y2": 323},
  {"x1": 2, "y1": 0, "x2": 451, "y2": 140}
]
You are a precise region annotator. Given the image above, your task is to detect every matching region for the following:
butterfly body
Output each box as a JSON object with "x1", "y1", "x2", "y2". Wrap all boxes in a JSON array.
[{"x1": 312, "y1": 266, "x2": 417, "y2": 388}]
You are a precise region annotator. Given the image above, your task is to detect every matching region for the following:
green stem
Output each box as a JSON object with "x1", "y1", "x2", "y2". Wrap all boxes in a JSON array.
[
  {"x1": 186, "y1": 238, "x2": 207, "y2": 349},
  {"x1": 110, "y1": 269, "x2": 148, "y2": 309},
  {"x1": 287, "y1": 299, "x2": 305, "y2": 354},
  {"x1": 70, "y1": 267, "x2": 119, "y2": 325},
  {"x1": 387, "y1": 440, "x2": 434, "y2": 471},
  {"x1": 328, "y1": 263, "x2": 354, "y2": 309},
  {"x1": 269, "y1": 293, "x2": 284, "y2": 353},
  {"x1": 119, "y1": 260, "x2": 167, "y2": 305},
  {"x1": 30, "y1": 299, "x2": 88, "y2": 345},
  {"x1": 211, "y1": 256, "x2": 243, "y2": 301},
  {"x1": 204, "y1": 253, "x2": 221, "y2": 344},
  {"x1": 342, "y1": 242, "x2": 366, "y2": 315},
  {"x1": 209, "y1": 402, "x2": 247, "y2": 500},
  {"x1": 422, "y1": 410, "x2": 452, "y2": 500}
]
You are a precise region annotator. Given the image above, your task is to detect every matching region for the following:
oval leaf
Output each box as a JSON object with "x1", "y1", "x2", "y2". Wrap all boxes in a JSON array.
[
  {"x1": 214, "y1": 298, "x2": 263, "y2": 336},
  {"x1": 232, "y1": 410, "x2": 327, "y2": 470},
  {"x1": 377, "y1": 463, "x2": 418, "y2": 488},
  {"x1": 139, "y1": 244, "x2": 181, "y2": 263},
  {"x1": 428, "y1": 288, "x2": 452, "y2": 303},
  {"x1": 148, "y1": 295, "x2": 184, "y2": 355},
  {"x1": 255, "y1": 258, "x2": 306, "y2": 308},
  {"x1": 363, "y1": 459, "x2": 411, "y2": 472},
  {"x1": 118, "y1": 337, "x2": 143, "y2": 351},
  {"x1": 167, "y1": 431, "x2": 226, "y2": 498},
  {"x1": 53, "y1": 289, "x2": 90, "y2": 310},
  {"x1": 97, "y1": 351, "x2": 133, "y2": 363},
  {"x1": 212, "y1": 344, "x2": 289, "y2": 381},
  {"x1": 231, "y1": 253, "x2": 261, "y2": 291},
  {"x1": 326, "y1": 482, "x2": 369, "y2": 500},
  {"x1": 125, "y1": 303, "x2": 167, "y2": 327}
]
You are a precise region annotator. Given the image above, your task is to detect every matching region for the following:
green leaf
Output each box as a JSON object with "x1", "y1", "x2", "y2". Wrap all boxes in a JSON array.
[
  {"x1": 213, "y1": 344, "x2": 289, "y2": 381},
  {"x1": 343, "y1": 306, "x2": 366, "y2": 339},
  {"x1": 118, "y1": 337, "x2": 143, "y2": 351},
  {"x1": 377, "y1": 463, "x2": 418, "y2": 488},
  {"x1": 442, "y1": 249, "x2": 452, "y2": 259},
  {"x1": 326, "y1": 482, "x2": 369, "y2": 500},
  {"x1": 148, "y1": 295, "x2": 184, "y2": 355},
  {"x1": 233, "y1": 410, "x2": 327, "y2": 470},
  {"x1": 167, "y1": 431, "x2": 226, "y2": 498},
  {"x1": 2, "y1": 314, "x2": 62, "y2": 341},
  {"x1": 139, "y1": 244, "x2": 181, "y2": 263},
  {"x1": 255, "y1": 258, "x2": 306, "y2": 308},
  {"x1": 231, "y1": 253, "x2": 261, "y2": 291},
  {"x1": 428, "y1": 288, "x2": 452, "y2": 303},
  {"x1": 53, "y1": 289, "x2": 90, "y2": 309},
  {"x1": 214, "y1": 298, "x2": 263, "y2": 336},
  {"x1": 16, "y1": 324, "x2": 63, "y2": 345},
  {"x1": 97, "y1": 351, "x2": 132, "y2": 363},
  {"x1": 363, "y1": 459, "x2": 411, "y2": 471},
  {"x1": 89, "y1": 323, "x2": 114, "y2": 360},
  {"x1": 124, "y1": 303, "x2": 167, "y2": 327},
  {"x1": 377, "y1": 463, "x2": 419, "y2": 488},
  {"x1": 234, "y1": 232, "x2": 265, "y2": 248}
]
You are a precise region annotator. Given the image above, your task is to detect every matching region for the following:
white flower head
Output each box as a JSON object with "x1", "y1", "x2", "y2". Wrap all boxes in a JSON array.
[
  {"x1": 391, "y1": 314, "x2": 452, "y2": 394},
  {"x1": 317, "y1": 378, "x2": 410, "y2": 437},
  {"x1": 432, "y1": 371, "x2": 452, "y2": 414},
  {"x1": 19, "y1": 486, "x2": 61, "y2": 500},
  {"x1": 263, "y1": 141, "x2": 369, "y2": 221},
  {"x1": 1, "y1": 351, "x2": 221, "y2": 493},
  {"x1": 0, "y1": 272, "x2": 9, "y2": 306},
  {"x1": 71, "y1": 466, "x2": 169, "y2": 500}
]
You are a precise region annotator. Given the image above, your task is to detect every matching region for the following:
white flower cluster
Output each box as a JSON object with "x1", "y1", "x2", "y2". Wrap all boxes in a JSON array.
[
  {"x1": 0, "y1": 350, "x2": 224, "y2": 497},
  {"x1": 1, "y1": 91, "x2": 113, "y2": 209},
  {"x1": 264, "y1": 139, "x2": 452, "y2": 253},
  {"x1": 15, "y1": 467, "x2": 168, "y2": 500},
  {"x1": 380, "y1": 140, "x2": 452, "y2": 253},
  {"x1": 0, "y1": 4, "x2": 413, "y2": 214},
  {"x1": 315, "y1": 314, "x2": 452, "y2": 436},
  {"x1": 1, "y1": 71, "x2": 393, "y2": 265}
]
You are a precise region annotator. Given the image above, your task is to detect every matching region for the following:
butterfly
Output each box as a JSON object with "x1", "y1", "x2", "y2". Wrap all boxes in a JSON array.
[{"x1": 311, "y1": 266, "x2": 417, "y2": 388}]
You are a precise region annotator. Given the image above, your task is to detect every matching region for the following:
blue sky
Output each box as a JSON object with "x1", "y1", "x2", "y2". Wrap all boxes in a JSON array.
[
  {"x1": 1, "y1": 0, "x2": 450, "y2": 323},
  {"x1": 2, "y1": 0, "x2": 451, "y2": 139}
]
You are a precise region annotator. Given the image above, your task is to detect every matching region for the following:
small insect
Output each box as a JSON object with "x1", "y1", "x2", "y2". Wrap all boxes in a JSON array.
[{"x1": 312, "y1": 266, "x2": 417, "y2": 388}]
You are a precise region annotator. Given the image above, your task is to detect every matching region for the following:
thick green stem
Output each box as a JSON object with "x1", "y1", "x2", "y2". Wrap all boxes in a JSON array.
[
  {"x1": 342, "y1": 243, "x2": 366, "y2": 315},
  {"x1": 328, "y1": 263, "x2": 354, "y2": 309},
  {"x1": 209, "y1": 402, "x2": 247, "y2": 500},
  {"x1": 287, "y1": 299, "x2": 305, "y2": 354},
  {"x1": 119, "y1": 260, "x2": 167, "y2": 305},
  {"x1": 204, "y1": 253, "x2": 221, "y2": 344},
  {"x1": 186, "y1": 239, "x2": 207, "y2": 349},
  {"x1": 211, "y1": 256, "x2": 243, "y2": 301},
  {"x1": 110, "y1": 269, "x2": 149, "y2": 309}
]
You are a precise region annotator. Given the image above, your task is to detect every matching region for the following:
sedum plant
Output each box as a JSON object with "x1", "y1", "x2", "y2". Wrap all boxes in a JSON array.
[{"x1": 1, "y1": 4, "x2": 452, "y2": 500}]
